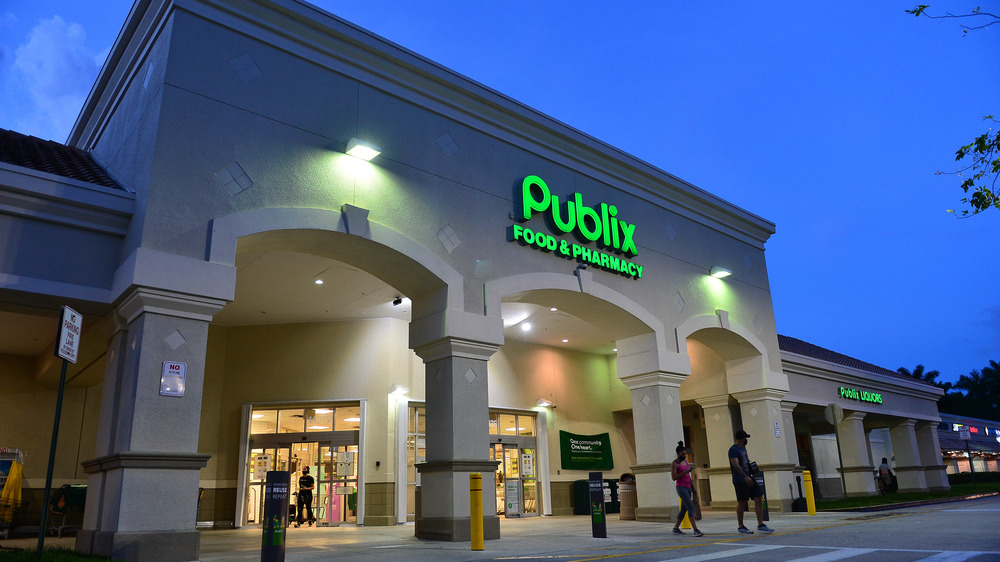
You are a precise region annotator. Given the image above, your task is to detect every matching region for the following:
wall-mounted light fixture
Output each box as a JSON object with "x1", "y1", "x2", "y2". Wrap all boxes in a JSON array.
[
  {"x1": 536, "y1": 398, "x2": 555, "y2": 408},
  {"x1": 346, "y1": 138, "x2": 381, "y2": 161},
  {"x1": 390, "y1": 384, "x2": 409, "y2": 396},
  {"x1": 710, "y1": 266, "x2": 732, "y2": 279},
  {"x1": 392, "y1": 296, "x2": 403, "y2": 306}
]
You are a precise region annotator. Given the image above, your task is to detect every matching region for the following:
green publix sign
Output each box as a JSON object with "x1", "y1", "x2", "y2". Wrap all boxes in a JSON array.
[
  {"x1": 507, "y1": 175, "x2": 644, "y2": 279},
  {"x1": 839, "y1": 386, "x2": 883, "y2": 404}
]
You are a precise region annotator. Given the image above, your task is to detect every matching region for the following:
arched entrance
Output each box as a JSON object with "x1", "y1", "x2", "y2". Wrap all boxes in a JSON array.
[
  {"x1": 485, "y1": 271, "x2": 691, "y2": 522},
  {"x1": 677, "y1": 312, "x2": 797, "y2": 512}
]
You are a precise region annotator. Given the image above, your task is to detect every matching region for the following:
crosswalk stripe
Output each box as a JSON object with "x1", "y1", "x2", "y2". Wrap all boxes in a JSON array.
[
  {"x1": 913, "y1": 552, "x2": 984, "y2": 562},
  {"x1": 787, "y1": 548, "x2": 875, "y2": 561},
  {"x1": 656, "y1": 544, "x2": 784, "y2": 562}
]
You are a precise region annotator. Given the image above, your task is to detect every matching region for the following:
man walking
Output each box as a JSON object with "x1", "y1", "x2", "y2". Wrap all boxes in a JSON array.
[{"x1": 728, "y1": 429, "x2": 773, "y2": 534}]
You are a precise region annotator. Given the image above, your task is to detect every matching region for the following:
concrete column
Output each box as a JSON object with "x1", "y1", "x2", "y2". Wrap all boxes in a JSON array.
[
  {"x1": 76, "y1": 288, "x2": 224, "y2": 561},
  {"x1": 891, "y1": 419, "x2": 929, "y2": 492},
  {"x1": 413, "y1": 337, "x2": 500, "y2": 541},
  {"x1": 621, "y1": 372, "x2": 685, "y2": 521},
  {"x1": 732, "y1": 389, "x2": 796, "y2": 511},
  {"x1": 836, "y1": 412, "x2": 877, "y2": 497},
  {"x1": 695, "y1": 395, "x2": 736, "y2": 509},
  {"x1": 915, "y1": 422, "x2": 950, "y2": 491}
]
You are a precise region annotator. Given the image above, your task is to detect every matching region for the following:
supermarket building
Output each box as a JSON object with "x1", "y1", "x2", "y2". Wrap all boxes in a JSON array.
[{"x1": 0, "y1": 0, "x2": 949, "y2": 559}]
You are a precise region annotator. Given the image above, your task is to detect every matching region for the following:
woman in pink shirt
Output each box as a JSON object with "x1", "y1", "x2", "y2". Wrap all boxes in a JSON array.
[{"x1": 671, "y1": 441, "x2": 704, "y2": 536}]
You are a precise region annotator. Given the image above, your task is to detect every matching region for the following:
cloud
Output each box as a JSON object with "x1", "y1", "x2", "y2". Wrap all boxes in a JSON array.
[{"x1": 12, "y1": 16, "x2": 103, "y2": 142}]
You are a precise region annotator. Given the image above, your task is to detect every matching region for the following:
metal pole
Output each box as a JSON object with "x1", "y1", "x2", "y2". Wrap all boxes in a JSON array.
[
  {"x1": 37, "y1": 359, "x2": 68, "y2": 556},
  {"x1": 833, "y1": 422, "x2": 847, "y2": 499},
  {"x1": 966, "y1": 440, "x2": 976, "y2": 490}
]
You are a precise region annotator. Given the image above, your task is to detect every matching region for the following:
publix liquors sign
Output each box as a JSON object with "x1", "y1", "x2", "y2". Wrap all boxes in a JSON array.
[{"x1": 507, "y1": 175, "x2": 644, "y2": 279}]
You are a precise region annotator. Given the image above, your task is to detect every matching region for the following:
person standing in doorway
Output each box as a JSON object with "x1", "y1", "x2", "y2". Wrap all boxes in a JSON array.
[
  {"x1": 671, "y1": 441, "x2": 704, "y2": 537},
  {"x1": 729, "y1": 430, "x2": 773, "y2": 534},
  {"x1": 877, "y1": 457, "x2": 893, "y2": 494},
  {"x1": 296, "y1": 466, "x2": 316, "y2": 527}
]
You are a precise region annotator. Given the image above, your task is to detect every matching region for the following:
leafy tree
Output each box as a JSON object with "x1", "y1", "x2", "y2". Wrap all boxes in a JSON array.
[
  {"x1": 953, "y1": 360, "x2": 1000, "y2": 419},
  {"x1": 897, "y1": 364, "x2": 942, "y2": 385},
  {"x1": 907, "y1": 6, "x2": 1000, "y2": 217}
]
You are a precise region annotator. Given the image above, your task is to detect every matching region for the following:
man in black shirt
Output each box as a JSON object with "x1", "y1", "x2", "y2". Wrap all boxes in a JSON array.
[
  {"x1": 728, "y1": 430, "x2": 773, "y2": 534},
  {"x1": 295, "y1": 466, "x2": 316, "y2": 527}
]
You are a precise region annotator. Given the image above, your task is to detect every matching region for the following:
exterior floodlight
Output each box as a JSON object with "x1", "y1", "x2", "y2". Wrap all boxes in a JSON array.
[
  {"x1": 710, "y1": 266, "x2": 732, "y2": 279},
  {"x1": 536, "y1": 398, "x2": 554, "y2": 408},
  {"x1": 390, "y1": 384, "x2": 409, "y2": 396},
  {"x1": 346, "y1": 138, "x2": 381, "y2": 161}
]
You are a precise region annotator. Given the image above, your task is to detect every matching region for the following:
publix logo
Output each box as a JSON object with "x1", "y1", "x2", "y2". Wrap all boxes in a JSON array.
[{"x1": 507, "y1": 175, "x2": 644, "y2": 279}]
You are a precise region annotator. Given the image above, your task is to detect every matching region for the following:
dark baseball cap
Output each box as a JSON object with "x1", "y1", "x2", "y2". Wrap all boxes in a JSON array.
[{"x1": 735, "y1": 430, "x2": 751, "y2": 439}]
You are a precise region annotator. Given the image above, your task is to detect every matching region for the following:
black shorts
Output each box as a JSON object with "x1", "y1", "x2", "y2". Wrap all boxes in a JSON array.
[{"x1": 733, "y1": 480, "x2": 762, "y2": 502}]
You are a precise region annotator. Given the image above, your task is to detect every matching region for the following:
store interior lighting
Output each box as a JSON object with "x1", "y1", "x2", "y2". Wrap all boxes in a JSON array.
[
  {"x1": 346, "y1": 138, "x2": 381, "y2": 161},
  {"x1": 710, "y1": 266, "x2": 732, "y2": 279}
]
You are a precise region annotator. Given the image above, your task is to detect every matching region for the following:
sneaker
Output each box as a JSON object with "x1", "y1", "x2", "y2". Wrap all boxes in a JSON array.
[
  {"x1": 672, "y1": 527, "x2": 685, "y2": 535},
  {"x1": 738, "y1": 526, "x2": 753, "y2": 534},
  {"x1": 693, "y1": 530, "x2": 704, "y2": 537},
  {"x1": 757, "y1": 524, "x2": 774, "y2": 534}
]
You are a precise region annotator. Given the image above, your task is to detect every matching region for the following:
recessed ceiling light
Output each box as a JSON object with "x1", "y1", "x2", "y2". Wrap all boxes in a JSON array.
[
  {"x1": 550, "y1": 307, "x2": 558, "y2": 311},
  {"x1": 521, "y1": 322, "x2": 532, "y2": 332},
  {"x1": 344, "y1": 417, "x2": 361, "y2": 422},
  {"x1": 307, "y1": 425, "x2": 329, "y2": 430},
  {"x1": 613, "y1": 348, "x2": 618, "y2": 352},
  {"x1": 314, "y1": 408, "x2": 333, "y2": 414},
  {"x1": 562, "y1": 339, "x2": 569, "y2": 343},
  {"x1": 314, "y1": 279, "x2": 324, "y2": 285}
]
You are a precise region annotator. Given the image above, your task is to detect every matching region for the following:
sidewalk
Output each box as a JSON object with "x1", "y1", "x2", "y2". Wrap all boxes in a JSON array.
[
  {"x1": 196, "y1": 509, "x2": 858, "y2": 561},
  {"x1": 0, "y1": 509, "x2": 868, "y2": 560}
]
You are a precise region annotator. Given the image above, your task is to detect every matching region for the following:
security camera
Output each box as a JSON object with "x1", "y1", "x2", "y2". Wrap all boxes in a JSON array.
[
  {"x1": 392, "y1": 297, "x2": 403, "y2": 306},
  {"x1": 576, "y1": 264, "x2": 587, "y2": 271}
]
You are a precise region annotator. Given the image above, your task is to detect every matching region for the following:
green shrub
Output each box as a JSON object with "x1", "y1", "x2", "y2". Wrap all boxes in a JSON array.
[{"x1": 948, "y1": 471, "x2": 1000, "y2": 485}]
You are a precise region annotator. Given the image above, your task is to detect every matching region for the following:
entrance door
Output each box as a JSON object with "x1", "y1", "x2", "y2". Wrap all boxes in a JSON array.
[
  {"x1": 316, "y1": 443, "x2": 359, "y2": 525},
  {"x1": 491, "y1": 444, "x2": 538, "y2": 517},
  {"x1": 246, "y1": 441, "x2": 358, "y2": 526}
]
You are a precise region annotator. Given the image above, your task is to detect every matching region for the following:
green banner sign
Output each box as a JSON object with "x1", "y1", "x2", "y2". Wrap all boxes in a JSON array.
[{"x1": 560, "y1": 430, "x2": 614, "y2": 470}]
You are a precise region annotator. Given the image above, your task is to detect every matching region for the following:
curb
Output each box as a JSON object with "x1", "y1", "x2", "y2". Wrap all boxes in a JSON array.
[{"x1": 821, "y1": 491, "x2": 1000, "y2": 512}]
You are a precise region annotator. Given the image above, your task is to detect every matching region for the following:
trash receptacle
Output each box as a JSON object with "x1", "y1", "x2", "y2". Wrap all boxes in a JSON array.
[{"x1": 618, "y1": 473, "x2": 637, "y2": 520}]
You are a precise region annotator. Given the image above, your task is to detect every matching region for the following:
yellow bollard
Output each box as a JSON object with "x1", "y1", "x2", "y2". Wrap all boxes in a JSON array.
[
  {"x1": 470, "y1": 473, "x2": 484, "y2": 551},
  {"x1": 679, "y1": 496, "x2": 692, "y2": 529},
  {"x1": 803, "y1": 470, "x2": 817, "y2": 516}
]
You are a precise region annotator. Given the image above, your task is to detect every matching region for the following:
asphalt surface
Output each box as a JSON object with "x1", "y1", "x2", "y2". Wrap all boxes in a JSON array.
[{"x1": 5, "y1": 495, "x2": 999, "y2": 560}]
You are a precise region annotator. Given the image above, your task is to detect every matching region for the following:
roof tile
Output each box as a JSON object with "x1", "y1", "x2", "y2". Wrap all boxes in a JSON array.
[{"x1": 0, "y1": 128, "x2": 122, "y2": 190}]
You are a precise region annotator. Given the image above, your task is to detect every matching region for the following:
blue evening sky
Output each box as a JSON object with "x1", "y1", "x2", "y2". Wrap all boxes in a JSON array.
[{"x1": 1, "y1": 1, "x2": 997, "y2": 386}]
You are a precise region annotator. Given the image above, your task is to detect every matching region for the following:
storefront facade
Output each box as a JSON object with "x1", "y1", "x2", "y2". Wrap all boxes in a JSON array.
[{"x1": 0, "y1": 0, "x2": 948, "y2": 560}]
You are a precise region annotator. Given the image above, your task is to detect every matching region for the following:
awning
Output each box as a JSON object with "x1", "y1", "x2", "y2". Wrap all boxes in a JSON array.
[{"x1": 939, "y1": 433, "x2": 1000, "y2": 453}]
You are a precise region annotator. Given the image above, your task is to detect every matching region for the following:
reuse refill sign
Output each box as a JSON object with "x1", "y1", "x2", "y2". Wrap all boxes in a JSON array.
[{"x1": 560, "y1": 430, "x2": 614, "y2": 470}]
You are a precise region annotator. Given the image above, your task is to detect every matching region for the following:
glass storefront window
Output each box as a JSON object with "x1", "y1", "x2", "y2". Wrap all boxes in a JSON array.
[
  {"x1": 336, "y1": 405, "x2": 361, "y2": 430},
  {"x1": 250, "y1": 410, "x2": 277, "y2": 434},
  {"x1": 499, "y1": 413, "x2": 518, "y2": 435},
  {"x1": 306, "y1": 408, "x2": 334, "y2": 432},
  {"x1": 489, "y1": 412, "x2": 500, "y2": 435},
  {"x1": 518, "y1": 415, "x2": 535, "y2": 436},
  {"x1": 278, "y1": 409, "x2": 305, "y2": 433}
]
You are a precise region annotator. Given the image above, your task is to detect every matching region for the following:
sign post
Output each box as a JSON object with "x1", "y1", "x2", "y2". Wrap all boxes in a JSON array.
[
  {"x1": 37, "y1": 306, "x2": 81, "y2": 555},
  {"x1": 588, "y1": 472, "x2": 607, "y2": 538},
  {"x1": 960, "y1": 428, "x2": 976, "y2": 489},
  {"x1": 825, "y1": 403, "x2": 847, "y2": 498}
]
